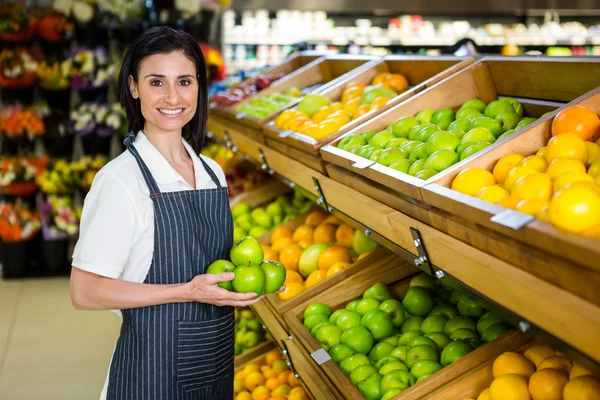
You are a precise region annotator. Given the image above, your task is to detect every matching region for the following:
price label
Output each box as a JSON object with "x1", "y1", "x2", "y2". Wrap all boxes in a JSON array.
[
  {"x1": 352, "y1": 159, "x2": 375, "y2": 170},
  {"x1": 278, "y1": 130, "x2": 294, "y2": 138},
  {"x1": 310, "y1": 348, "x2": 332, "y2": 365},
  {"x1": 491, "y1": 210, "x2": 535, "y2": 230},
  {"x1": 236, "y1": 112, "x2": 247, "y2": 119}
]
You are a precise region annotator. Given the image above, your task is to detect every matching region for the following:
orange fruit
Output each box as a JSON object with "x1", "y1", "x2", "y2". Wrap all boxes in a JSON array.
[
  {"x1": 328, "y1": 102, "x2": 343, "y2": 112},
  {"x1": 553, "y1": 171, "x2": 594, "y2": 192},
  {"x1": 537, "y1": 207, "x2": 550, "y2": 222},
  {"x1": 551, "y1": 105, "x2": 600, "y2": 141},
  {"x1": 477, "y1": 185, "x2": 510, "y2": 204},
  {"x1": 342, "y1": 97, "x2": 361, "y2": 117},
  {"x1": 272, "y1": 237, "x2": 294, "y2": 253},
  {"x1": 296, "y1": 239, "x2": 313, "y2": 249},
  {"x1": 310, "y1": 120, "x2": 340, "y2": 141},
  {"x1": 245, "y1": 371, "x2": 266, "y2": 391},
  {"x1": 354, "y1": 104, "x2": 372, "y2": 120},
  {"x1": 279, "y1": 244, "x2": 303, "y2": 271},
  {"x1": 235, "y1": 370, "x2": 246, "y2": 381},
  {"x1": 279, "y1": 282, "x2": 305, "y2": 301},
  {"x1": 570, "y1": 364, "x2": 597, "y2": 380},
  {"x1": 548, "y1": 182, "x2": 600, "y2": 233},
  {"x1": 243, "y1": 364, "x2": 261, "y2": 377},
  {"x1": 327, "y1": 261, "x2": 350, "y2": 277},
  {"x1": 357, "y1": 251, "x2": 373, "y2": 261},
  {"x1": 265, "y1": 349, "x2": 283, "y2": 367},
  {"x1": 262, "y1": 368, "x2": 276, "y2": 380},
  {"x1": 311, "y1": 107, "x2": 335, "y2": 124},
  {"x1": 305, "y1": 209, "x2": 328, "y2": 227},
  {"x1": 537, "y1": 356, "x2": 573, "y2": 374},
  {"x1": 511, "y1": 173, "x2": 553, "y2": 200},
  {"x1": 370, "y1": 97, "x2": 390, "y2": 111},
  {"x1": 586, "y1": 142, "x2": 600, "y2": 167},
  {"x1": 261, "y1": 244, "x2": 279, "y2": 262},
  {"x1": 272, "y1": 384, "x2": 292, "y2": 396},
  {"x1": 234, "y1": 378, "x2": 245, "y2": 393},
  {"x1": 341, "y1": 85, "x2": 365, "y2": 104},
  {"x1": 373, "y1": 72, "x2": 392, "y2": 85},
  {"x1": 292, "y1": 225, "x2": 314, "y2": 243},
  {"x1": 537, "y1": 146, "x2": 548, "y2": 159},
  {"x1": 581, "y1": 225, "x2": 600, "y2": 238},
  {"x1": 235, "y1": 391, "x2": 252, "y2": 400},
  {"x1": 288, "y1": 387, "x2": 309, "y2": 400},
  {"x1": 546, "y1": 158, "x2": 587, "y2": 179},
  {"x1": 335, "y1": 223, "x2": 355, "y2": 248},
  {"x1": 251, "y1": 385, "x2": 270, "y2": 400},
  {"x1": 452, "y1": 168, "x2": 497, "y2": 196},
  {"x1": 499, "y1": 195, "x2": 522, "y2": 210},
  {"x1": 297, "y1": 122, "x2": 317, "y2": 135},
  {"x1": 563, "y1": 376, "x2": 600, "y2": 400},
  {"x1": 546, "y1": 132, "x2": 589, "y2": 164},
  {"x1": 477, "y1": 388, "x2": 491, "y2": 400},
  {"x1": 493, "y1": 352, "x2": 536, "y2": 379},
  {"x1": 493, "y1": 154, "x2": 525, "y2": 184},
  {"x1": 323, "y1": 215, "x2": 342, "y2": 225},
  {"x1": 313, "y1": 223, "x2": 337, "y2": 244},
  {"x1": 305, "y1": 269, "x2": 327, "y2": 289},
  {"x1": 270, "y1": 397, "x2": 288, "y2": 400},
  {"x1": 288, "y1": 373, "x2": 303, "y2": 388},
  {"x1": 265, "y1": 377, "x2": 280, "y2": 391},
  {"x1": 317, "y1": 246, "x2": 352, "y2": 270},
  {"x1": 270, "y1": 226, "x2": 294, "y2": 245},
  {"x1": 528, "y1": 369, "x2": 568, "y2": 400},
  {"x1": 588, "y1": 160, "x2": 600, "y2": 178},
  {"x1": 489, "y1": 374, "x2": 531, "y2": 400},
  {"x1": 523, "y1": 345, "x2": 556, "y2": 367},
  {"x1": 285, "y1": 270, "x2": 304, "y2": 285},
  {"x1": 386, "y1": 73, "x2": 409, "y2": 93},
  {"x1": 504, "y1": 166, "x2": 537, "y2": 192},
  {"x1": 516, "y1": 198, "x2": 549, "y2": 216},
  {"x1": 275, "y1": 368, "x2": 290, "y2": 383},
  {"x1": 519, "y1": 155, "x2": 548, "y2": 173}
]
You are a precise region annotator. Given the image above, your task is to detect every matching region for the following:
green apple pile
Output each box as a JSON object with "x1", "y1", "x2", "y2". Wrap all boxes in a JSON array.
[
  {"x1": 337, "y1": 98, "x2": 537, "y2": 180},
  {"x1": 234, "y1": 307, "x2": 268, "y2": 355},
  {"x1": 206, "y1": 237, "x2": 286, "y2": 298},
  {"x1": 236, "y1": 87, "x2": 303, "y2": 119},
  {"x1": 302, "y1": 274, "x2": 513, "y2": 400},
  {"x1": 231, "y1": 188, "x2": 314, "y2": 242}
]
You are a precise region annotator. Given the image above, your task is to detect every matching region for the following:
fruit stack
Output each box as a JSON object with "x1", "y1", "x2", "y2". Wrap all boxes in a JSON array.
[
  {"x1": 235, "y1": 307, "x2": 268, "y2": 356},
  {"x1": 235, "y1": 87, "x2": 303, "y2": 120},
  {"x1": 273, "y1": 72, "x2": 409, "y2": 141},
  {"x1": 301, "y1": 275, "x2": 512, "y2": 400},
  {"x1": 337, "y1": 97, "x2": 537, "y2": 180},
  {"x1": 211, "y1": 73, "x2": 286, "y2": 107},
  {"x1": 452, "y1": 105, "x2": 600, "y2": 237},
  {"x1": 231, "y1": 189, "x2": 315, "y2": 242},
  {"x1": 467, "y1": 344, "x2": 600, "y2": 400},
  {"x1": 260, "y1": 209, "x2": 381, "y2": 302},
  {"x1": 234, "y1": 348, "x2": 309, "y2": 400}
]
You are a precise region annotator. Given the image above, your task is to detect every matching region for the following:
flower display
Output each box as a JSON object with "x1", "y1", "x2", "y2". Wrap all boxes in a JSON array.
[
  {"x1": 0, "y1": 155, "x2": 48, "y2": 196},
  {"x1": 62, "y1": 46, "x2": 115, "y2": 89},
  {"x1": 36, "y1": 9, "x2": 74, "y2": 42},
  {"x1": 0, "y1": 104, "x2": 45, "y2": 139},
  {"x1": 0, "y1": 202, "x2": 41, "y2": 242},
  {"x1": 52, "y1": 0, "x2": 96, "y2": 25},
  {"x1": 70, "y1": 102, "x2": 126, "y2": 138},
  {"x1": 40, "y1": 196, "x2": 81, "y2": 239},
  {"x1": 0, "y1": 48, "x2": 40, "y2": 87},
  {"x1": 0, "y1": 5, "x2": 36, "y2": 42},
  {"x1": 36, "y1": 159, "x2": 79, "y2": 195},
  {"x1": 97, "y1": 0, "x2": 145, "y2": 24},
  {"x1": 37, "y1": 61, "x2": 71, "y2": 89},
  {"x1": 71, "y1": 155, "x2": 108, "y2": 191}
]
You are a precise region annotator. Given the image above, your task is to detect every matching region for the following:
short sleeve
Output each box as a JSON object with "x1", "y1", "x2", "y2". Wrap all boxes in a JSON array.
[{"x1": 72, "y1": 171, "x2": 138, "y2": 279}]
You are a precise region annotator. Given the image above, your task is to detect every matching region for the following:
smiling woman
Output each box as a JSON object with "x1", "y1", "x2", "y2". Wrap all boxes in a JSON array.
[{"x1": 69, "y1": 26, "x2": 269, "y2": 400}]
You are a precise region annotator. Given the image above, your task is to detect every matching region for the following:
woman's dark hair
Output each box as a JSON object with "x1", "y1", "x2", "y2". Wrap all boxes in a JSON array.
[{"x1": 118, "y1": 26, "x2": 208, "y2": 154}]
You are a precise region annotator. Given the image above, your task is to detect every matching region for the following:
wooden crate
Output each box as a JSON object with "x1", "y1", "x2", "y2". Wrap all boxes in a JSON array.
[
  {"x1": 207, "y1": 114, "x2": 266, "y2": 145},
  {"x1": 229, "y1": 179, "x2": 290, "y2": 208},
  {"x1": 262, "y1": 56, "x2": 475, "y2": 173},
  {"x1": 320, "y1": 56, "x2": 600, "y2": 201},
  {"x1": 422, "y1": 86, "x2": 600, "y2": 275},
  {"x1": 284, "y1": 264, "x2": 531, "y2": 400},
  {"x1": 234, "y1": 340, "x2": 276, "y2": 367}
]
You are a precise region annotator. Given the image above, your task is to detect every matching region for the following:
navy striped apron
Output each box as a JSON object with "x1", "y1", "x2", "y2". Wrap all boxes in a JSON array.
[{"x1": 107, "y1": 134, "x2": 234, "y2": 399}]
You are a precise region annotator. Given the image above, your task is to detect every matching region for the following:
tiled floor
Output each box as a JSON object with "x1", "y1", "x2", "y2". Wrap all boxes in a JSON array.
[{"x1": 0, "y1": 278, "x2": 121, "y2": 400}]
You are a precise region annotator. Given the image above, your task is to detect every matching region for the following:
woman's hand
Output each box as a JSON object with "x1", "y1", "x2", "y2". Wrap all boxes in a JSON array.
[{"x1": 186, "y1": 273, "x2": 265, "y2": 307}]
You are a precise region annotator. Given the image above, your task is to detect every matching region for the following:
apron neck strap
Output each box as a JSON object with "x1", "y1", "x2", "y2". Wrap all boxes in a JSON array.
[
  {"x1": 198, "y1": 156, "x2": 223, "y2": 188},
  {"x1": 124, "y1": 132, "x2": 162, "y2": 196}
]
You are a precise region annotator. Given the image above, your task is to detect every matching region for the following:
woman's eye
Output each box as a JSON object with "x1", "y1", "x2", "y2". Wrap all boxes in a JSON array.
[
  {"x1": 150, "y1": 80, "x2": 163, "y2": 86},
  {"x1": 179, "y1": 79, "x2": 191, "y2": 86}
]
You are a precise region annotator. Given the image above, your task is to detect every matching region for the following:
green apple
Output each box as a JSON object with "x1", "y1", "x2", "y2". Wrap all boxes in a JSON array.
[
  {"x1": 379, "y1": 361, "x2": 409, "y2": 376},
  {"x1": 440, "y1": 340, "x2": 474, "y2": 366},
  {"x1": 369, "y1": 130, "x2": 397, "y2": 148},
  {"x1": 362, "y1": 130, "x2": 378, "y2": 142},
  {"x1": 416, "y1": 169, "x2": 438, "y2": 180},
  {"x1": 450, "y1": 328, "x2": 479, "y2": 341},
  {"x1": 448, "y1": 118, "x2": 472, "y2": 133},
  {"x1": 369, "y1": 149, "x2": 384, "y2": 162},
  {"x1": 416, "y1": 108, "x2": 436, "y2": 124},
  {"x1": 233, "y1": 226, "x2": 247, "y2": 243},
  {"x1": 456, "y1": 142, "x2": 477, "y2": 156},
  {"x1": 433, "y1": 296, "x2": 450, "y2": 306},
  {"x1": 341, "y1": 326, "x2": 374, "y2": 354},
  {"x1": 235, "y1": 342, "x2": 244, "y2": 355},
  {"x1": 482, "y1": 323, "x2": 512, "y2": 342},
  {"x1": 460, "y1": 143, "x2": 490, "y2": 161},
  {"x1": 356, "y1": 298, "x2": 382, "y2": 315},
  {"x1": 241, "y1": 330, "x2": 262, "y2": 348},
  {"x1": 353, "y1": 230, "x2": 382, "y2": 256},
  {"x1": 449, "y1": 129, "x2": 467, "y2": 139},
  {"x1": 401, "y1": 317, "x2": 424, "y2": 333},
  {"x1": 466, "y1": 112, "x2": 484, "y2": 122},
  {"x1": 358, "y1": 373, "x2": 383, "y2": 400},
  {"x1": 305, "y1": 303, "x2": 332, "y2": 318},
  {"x1": 410, "y1": 360, "x2": 442, "y2": 378},
  {"x1": 456, "y1": 107, "x2": 482, "y2": 120},
  {"x1": 409, "y1": 124, "x2": 428, "y2": 140},
  {"x1": 381, "y1": 334, "x2": 401, "y2": 347},
  {"x1": 357, "y1": 145, "x2": 376, "y2": 158},
  {"x1": 408, "y1": 159, "x2": 426, "y2": 176},
  {"x1": 421, "y1": 316, "x2": 448, "y2": 334},
  {"x1": 299, "y1": 243, "x2": 329, "y2": 278},
  {"x1": 304, "y1": 314, "x2": 330, "y2": 331},
  {"x1": 272, "y1": 215, "x2": 283, "y2": 226},
  {"x1": 414, "y1": 125, "x2": 441, "y2": 143},
  {"x1": 457, "y1": 295, "x2": 486, "y2": 318},
  {"x1": 495, "y1": 113, "x2": 520, "y2": 131},
  {"x1": 400, "y1": 140, "x2": 422, "y2": 154},
  {"x1": 385, "y1": 137, "x2": 409, "y2": 149},
  {"x1": 496, "y1": 129, "x2": 516, "y2": 141},
  {"x1": 338, "y1": 134, "x2": 367, "y2": 151},
  {"x1": 409, "y1": 274, "x2": 437, "y2": 293},
  {"x1": 402, "y1": 287, "x2": 434, "y2": 316},
  {"x1": 425, "y1": 332, "x2": 452, "y2": 351},
  {"x1": 248, "y1": 226, "x2": 269, "y2": 238},
  {"x1": 462, "y1": 127, "x2": 496, "y2": 144},
  {"x1": 471, "y1": 116, "x2": 502, "y2": 138},
  {"x1": 391, "y1": 116, "x2": 420, "y2": 138},
  {"x1": 484, "y1": 100, "x2": 515, "y2": 118},
  {"x1": 444, "y1": 316, "x2": 477, "y2": 336},
  {"x1": 336, "y1": 310, "x2": 362, "y2": 331},
  {"x1": 310, "y1": 324, "x2": 329, "y2": 339},
  {"x1": 364, "y1": 283, "x2": 394, "y2": 301},
  {"x1": 417, "y1": 373, "x2": 433, "y2": 383},
  {"x1": 231, "y1": 237, "x2": 264, "y2": 266},
  {"x1": 375, "y1": 356, "x2": 401, "y2": 370},
  {"x1": 424, "y1": 150, "x2": 459, "y2": 173},
  {"x1": 346, "y1": 300, "x2": 360, "y2": 312},
  {"x1": 266, "y1": 202, "x2": 283, "y2": 218},
  {"x1": 361, "y1": 87, "x2": 397, "y2": 106},
  {"x1": 251, "y1": 208, "x2": 272, "y2": 229},
  {"x1": 206, "y1": 260, "x2": 237, "y2": 290},
  {"x1": 340, "y1": 353, "x2": 371, "y2": 375},
  {"x1": 232, "y1": 264, "x2": 266, "y2": 298},
  {"x1": 398, "y1": 331, "x2": 422, "y2": 346},
  {"x1": 377, "y1": 148, "x2": 408, "y2": 166},
  {"x1": 298, "y1": 94, "x2": 331, "y2": 116},
  {"x1": 329, "y1": 343, "x2": 356, "y2": 364},
  {"x1": 426, "y1": 131, "x2": 461, "y2": 155},
  {"x1": 329, "y1": 309, "x2": 346, "y2": 325},
  {"x1": 369, "y1": 342, "x2": 396, "y2": 362},
  {"x1": 315, "y1": 324, "x2": 343, "y2": 351},
  {"x1": 382, "y1": 388, "x2": 405, "y2": 400},
  {"x1": 350, "y1": 365, "x2": 378, "y2": 385},
  {"x1": 405, "y1": 345, "x2": 439, "y2": 368},
  {"x1": 379, "y1": 299, "x2": 405, "y2": 327},
  {"x1": 499, "y1": 97, "x2": 523, "y2": 117},
  {"x1": 380, "y1": 370, "x2": 414, "y2": 393},
  {"x1": 261, "y1": 261, "x2": 287, "y2": 294},
  {"x1": 461, "y1": 99, "x2": 487, "y2": 113},
  {"x1": 448, "y1": 290, "x2": 463, "y2": 306},
  {"x1": 389, "y1": 159, "x2": 414, "y2": 174},
  {"x1": 477, "y1": 313, "x2": 505, "y2": 335},
  {"x1": 469, "y1": 339, "x2": 485, "y2": 349},
  {"x1": 428, "y1": 304, "x2": 459, "y2": 319},
  {"x1": 516, "y1": 117, "x2": 536, "y2": 129},
  {"x1": 231, "y1": 203, "x2": 251, "y2": 218},
  {"x1": 390, "y1": 346, "x2": 408, "y2": 362},
  {"x1": 409, "y1": 143, "x2": 429, "y2": 161},
  {"x1": 432, "y1": 108, "x2": 455, "y2": 130},
  {"x1": 235, "y1": 214, "x2": 253, "y2": 233},
  {"x1": 245, "y1": 318, "x2": 262, "y2": 331},
  {"x1": 407, "y1": 336, "x2": 438, "y2": 352},
  {"x1": 361, "y1": 309, "x2": 395, "y2": 341}
]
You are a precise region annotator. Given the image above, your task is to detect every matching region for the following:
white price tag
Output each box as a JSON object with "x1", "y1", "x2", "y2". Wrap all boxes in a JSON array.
[
  {"x1": 236, "y1": 112, "x2": 247, "y2": 119},
  {"x1": 311, "y1": 348, "x2": 332, "y2": 365},
  {"x1": 278, "y1": 130, "x2": 294, "y2": 138},
  {"x1": 352, "y1": 159, "x2": 375, "y2": 169},
  {"x1": 491, "y1": 210, "x2": 535, "y2": 230}
]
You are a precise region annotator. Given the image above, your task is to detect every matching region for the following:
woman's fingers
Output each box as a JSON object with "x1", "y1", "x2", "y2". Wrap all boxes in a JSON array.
[{"x1": 204, "y1": 272, "x2": 235, "y2": 284}]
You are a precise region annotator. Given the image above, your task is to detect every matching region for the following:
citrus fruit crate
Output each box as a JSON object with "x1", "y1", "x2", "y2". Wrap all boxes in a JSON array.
[
  {"x1": 261, "y1": 56, "x2": 475, "y2": 174},
  {"x1": 320, "y1": 56, "x2": 600, "y2": 201},
  {"x1": 421, "y1": 84, "x2": 600, "y2": 276},
  {"x1": 207, "y1": 113, "x2": 267, "y2": 146},
  {"x1": 235, "y1": 340, "x2": 277, "y2": 367},
  {"x1": 213, "y1": 54, "x2": 377, "y2": 127},
  {"x1": 283, "y1": 264, "x2": 530, "y2": 400}
]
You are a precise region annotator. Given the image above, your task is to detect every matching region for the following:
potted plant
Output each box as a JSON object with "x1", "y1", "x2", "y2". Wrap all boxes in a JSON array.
[
  {"x1": 37, "y1": 58, "x2": 72, "y2": 110},
  {"x1": 0, "y1": 48, "x2": 40, "y2": 104},
  {"x1": 0, "y1": 5, "x2": 37, "y2": 43},
  {"x1": 0, "y1": 155, "x2": 48, "y2": 198},
  {"x1": 0, "y1": 104, "x2": 45, "y2": 154},
  {"x1": 36, "y1": 9, "x2": 74, "y2": 43},
  {"x1": 71, "y1": 155, "x2": 108, "y2": 193},
  {"x1": 63, "y1": 46, "x2": 116, "y2": 102},
  {"x1": 40, "y1": 195, "x2": 80, "y2": 272},
  {"x1": 0, "y1": 201, "x2": 41, "y2": 278},
  {"x1": 71, "y1": 103, "x2": 117, "y2": 155},
  {"x1": 36, "y1": 158, "x2": 79, "y2": 196}
]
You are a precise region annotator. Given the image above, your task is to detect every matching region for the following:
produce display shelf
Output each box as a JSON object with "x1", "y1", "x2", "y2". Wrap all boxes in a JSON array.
[
  {"x1": 261, "y1": 56, "x2": 476, "y2": 173},
  {"x1": 229, "y1": 179, "x2": 290, "y2": 208},
  {"x1": 234, "y1": 340, "x2": 276, "y2": 367}
]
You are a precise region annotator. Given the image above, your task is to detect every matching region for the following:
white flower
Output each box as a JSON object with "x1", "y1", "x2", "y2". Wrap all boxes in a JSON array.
[
  {"x1": 10, "y1": 65, "x2": 23, "y2": 77},
  {"x1": 176, "y1": 0, "x2": 202, "y2": 16},
  {"x1": 73, "y1": 1, "x2": 95, "y2": 24},
  {"x1": 80, "y1": 59, "x2": 95, "y2": 74},
  {"x1": 95, "y1": 105, "x2": 108, "y2": 122},
  {"x1": 24, "y1": 60, "x2": 38, "y2": 72},
  {"x1": 53, "y1": 0, "x2": 74, "y2": 16},
  {"x1": 61, "y1": 59, "x2": 72, "y2": 77},
  {"x1": 106, "y1": 113, "x2": 121, "y2": 129},
  {"x1": 93, "y1": 70, "x2": 108, "y2": 87},
  {"x1": 74, "y1": 113, "x2": 93, "y2": 130}
]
